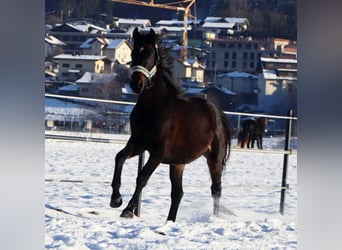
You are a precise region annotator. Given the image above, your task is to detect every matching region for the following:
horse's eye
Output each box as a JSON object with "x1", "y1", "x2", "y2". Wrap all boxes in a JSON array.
[{"x1": 139, "y1": 47, "x2": 144, "y2": 53}]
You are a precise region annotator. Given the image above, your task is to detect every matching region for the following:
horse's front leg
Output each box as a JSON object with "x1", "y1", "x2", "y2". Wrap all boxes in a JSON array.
[
  {"x1": 120, "y1": 156, "x2": 160, "y2": 218},
  {"x1": 167, "y1": 164, "x2": 185, "y2": 222},
  {"x1": 110, "y1": 140, "x2": 143, "y2": 208}
]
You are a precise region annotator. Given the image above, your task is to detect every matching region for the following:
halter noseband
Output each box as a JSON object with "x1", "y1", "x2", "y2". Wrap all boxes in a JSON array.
[{"x1": 130, "y1": 44, "x2": 160, "y2": 90}]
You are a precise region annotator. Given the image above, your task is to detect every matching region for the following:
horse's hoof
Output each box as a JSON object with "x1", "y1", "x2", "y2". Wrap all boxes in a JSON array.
[
  {"x1": 110, "y1": 197, "x2": 122, "y2": 208},
  {"x1": 120, "y1": 209, "x2": 134, "y2": 218}
]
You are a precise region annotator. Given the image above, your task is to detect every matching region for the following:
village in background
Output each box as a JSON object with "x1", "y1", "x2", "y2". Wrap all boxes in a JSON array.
[{"x1": 45, "y1": 1, "x2": 297, "y2": 135}]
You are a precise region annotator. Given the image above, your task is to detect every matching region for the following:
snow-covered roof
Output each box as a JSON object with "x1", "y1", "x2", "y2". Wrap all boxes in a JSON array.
[
  {"x1": 204, "y1": 17, "x2": 248, "y2": 24},
  {"x1": 53, "y1": 54, "x2": 111, "y2": 61},
  {"x1": 261, "y1": 57, "x2": 297, "y2": 64},
  {"x1": 80, "y1": 38, "x2": 128, "y2": 50},
  {"x1": 204, "y1": 85, "x2": 236, "y2": 95},
  {"x1": 216, "y1": 71, "x2": 258, "y2": 79},
  {"x1": 116, "y1": 18, "x2": 151, "y2": 26},
  {"x1": 66, "y1": 23, "x2": 107, "y2": 33},
  {"x1": 201, "y1": 22, "x2": 235, "y2": 29},
  {"x1": 76, "y1": 72, "x2": 117, "y2": 85},
  {"x1": 45, "y1": 35, "x2": 66, "y2": 46},
  {"x1": 204, "y1": 17, "x2": 223, "y2": 23},
  {"x1": 224, "y1": 17, "x2": 249, "y2": 24},
  {"x1": 178, "y1": 58, "x2": 205, "y2": 69},
  {"x1": 156, "y1": 26, "x2": 191, "y2": 32},
  {"x1": 106, "y1": 39, "x2": 126, "y2": 49}
]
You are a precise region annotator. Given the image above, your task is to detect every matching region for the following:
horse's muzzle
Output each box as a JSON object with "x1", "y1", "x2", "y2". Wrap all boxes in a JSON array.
[{"x1": 130, "y1": 73, "x2": 147, "y2": 94}]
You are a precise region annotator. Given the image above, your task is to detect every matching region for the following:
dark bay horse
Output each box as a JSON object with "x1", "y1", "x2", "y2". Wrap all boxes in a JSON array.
[
  {"x1": 110, "y1": 28, "x2": 232, "y2": 222},
  {"x1": 239, "y1": 117, "x2": 268, "y2": 149}
]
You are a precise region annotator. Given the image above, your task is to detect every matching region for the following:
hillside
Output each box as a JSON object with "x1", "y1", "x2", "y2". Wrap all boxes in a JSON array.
[{"x1": 45, "y1": 0, "x2": 297, "y2": 40}]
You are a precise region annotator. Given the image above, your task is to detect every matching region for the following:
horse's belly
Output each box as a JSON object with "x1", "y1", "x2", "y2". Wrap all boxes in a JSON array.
[{"x1": 161, "y1": 144, "x2": 208, "y2": 165}]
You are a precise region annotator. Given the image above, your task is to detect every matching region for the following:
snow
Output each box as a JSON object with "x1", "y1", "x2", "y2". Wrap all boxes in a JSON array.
[{"x1": 45, "y1": 132, "x2": 297, "y2": 249}]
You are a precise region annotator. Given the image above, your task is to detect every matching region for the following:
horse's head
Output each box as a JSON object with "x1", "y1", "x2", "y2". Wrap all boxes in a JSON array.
[
  {"x1": 257, "y1": 117, "x2": 268, "y2": 131},
  {"x1": 130, "y1": 28, "x2": 159, "y2": 94}
]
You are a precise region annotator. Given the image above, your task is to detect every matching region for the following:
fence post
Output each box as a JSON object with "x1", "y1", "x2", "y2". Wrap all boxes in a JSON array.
[
  {"x1": 134, "y1": 152, "x2": 145, "y2": 216},
  {"x1": 279, "y1": 108, "x2": 293, "y2": 215}
]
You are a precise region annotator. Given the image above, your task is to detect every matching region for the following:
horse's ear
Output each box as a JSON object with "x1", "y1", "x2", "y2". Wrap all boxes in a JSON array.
[
  {"x1": 133, "y1": 27, "x2": 140, "y2": 41},
  {"x1": 149, "y1": 28, "x2": 157, "y2": 43}
]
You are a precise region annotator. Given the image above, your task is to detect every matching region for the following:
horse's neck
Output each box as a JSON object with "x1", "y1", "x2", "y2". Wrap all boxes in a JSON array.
[{"x1": 138, "y1": 71, "x2": 172, "y2": 109}]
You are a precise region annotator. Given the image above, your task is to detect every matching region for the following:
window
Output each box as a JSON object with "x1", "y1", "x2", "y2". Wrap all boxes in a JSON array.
[
  {"x1": 232, "y1": 61, "x2": 236, "y2": 68},
  {"x1": 250, "y1": 62, "x2": 255, "y2": 69},
  {"x1": 229, "y1": 43, "x2": 235, "y2": 49},
  {"x1": 224, "y1": 52, "x2": 229, "y2": 59},
  {"x1": 232, "y1": 52, "x2": 236, "y2": 60},
  {"x1": 250, "y1": 53, "x2": 255, "y2": 60},
  {"x1": 75, "y1": 64, "x2": 82, "y2": 68},
  {"x1": 62, "y1": 63, "x2": 70, "y2": 68},
  {"x1": 243, "y1": 52, "x2": 248, "y2": 60},
  {"x1": 224, "y1": 61, "x2": 229, "y2": 68}
]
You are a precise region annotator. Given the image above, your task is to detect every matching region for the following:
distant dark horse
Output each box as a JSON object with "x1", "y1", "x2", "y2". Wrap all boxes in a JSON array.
[
  {"x1": 110, "y1": 28, "x2": 232, "y2": 222},
  {"x1": 238, "y1": 117, "x2": 268, "y2": 149}
]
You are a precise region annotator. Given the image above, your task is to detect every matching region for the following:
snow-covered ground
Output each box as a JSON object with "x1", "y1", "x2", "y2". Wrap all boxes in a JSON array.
[{"x1": 45, "y1": 132, "x2": 297, "y2": 249}]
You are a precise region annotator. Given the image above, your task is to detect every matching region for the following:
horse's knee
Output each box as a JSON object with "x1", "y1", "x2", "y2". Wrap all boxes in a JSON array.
[
  {"x1": 211, "y1": 181, "x2": 222, "y2": 198},
  {"x1": 171, "y1": 188, "x2": 183, "y2": 201}
]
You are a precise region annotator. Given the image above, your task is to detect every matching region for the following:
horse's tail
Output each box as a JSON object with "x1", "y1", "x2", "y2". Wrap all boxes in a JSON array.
[{"x1": 220, "y1": 112, "x2": 232, "y2": 169}]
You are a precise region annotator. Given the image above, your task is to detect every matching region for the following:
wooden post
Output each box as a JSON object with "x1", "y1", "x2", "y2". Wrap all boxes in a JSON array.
[
  {"x1": 279, "y1": 108, "x2": 293, "y2": 215},
  {"x1": 134, "y1": 152, "x2": 145, "y2": 216}
]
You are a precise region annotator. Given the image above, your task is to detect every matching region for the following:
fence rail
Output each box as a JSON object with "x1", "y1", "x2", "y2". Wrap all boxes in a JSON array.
[
  {"x1": 45, "y1": 93, "x2": 297, "y2": 121},
  {"x1": 45, "y1": 93, "x2": 297, "y2": 215}
]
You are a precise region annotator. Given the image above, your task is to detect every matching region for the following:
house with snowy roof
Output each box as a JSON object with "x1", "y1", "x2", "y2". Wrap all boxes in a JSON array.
[
  {"x1": 173, "y1": 57, "x2": 205, "y2": 85},
  {"x1": 80, "y1": 37, "x2": 132, "y2": 64},
  {"x1": 258, "y1": 57, "x2": 297, "y2": 113},
  {"x1": 112, "y1": 17, "x2": 151, "y2": 30},
  {"x1": 53, "y1": 54, "x2": 113, "y2": 81},
  {"x1": 200, "y1": 16, "x2": 249, "y2": 39},
  {"x1": 48, "y1": 22, "x2": 108, "y2": 54},
  {"x1": 76, "y1": 72, "x2": 121, "y2": 99},
  {"x1": 45, "y1": 34, "x2": 66, "y2": 59},
  {"x1": 215, "y1": 71, "x2": 259, "y2": 107}
]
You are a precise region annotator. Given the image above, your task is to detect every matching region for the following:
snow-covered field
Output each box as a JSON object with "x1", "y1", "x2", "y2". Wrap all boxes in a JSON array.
[{"x1": 45, "y1": 132, "x2": 297, "y2": 249}]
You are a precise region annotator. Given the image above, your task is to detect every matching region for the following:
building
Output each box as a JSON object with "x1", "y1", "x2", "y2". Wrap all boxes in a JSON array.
[
  {"x1": 80, "y1": 37, "x2": 132, "y2": 64},
  {"x1": 173, "y1": 57, "x2": 205, "y2": 85},
  {"x1": 48, "y1": 22, "x2": 108, "y2": 54},
  {"x1": 258, "y1": 57, "x2": 297, "y2": 114},
  {"x1": 112, "y1": 17, "x2": 151, "y2": 30},
  {"x1": 45, "y1": 34, "x2": 66, "y2": 59},
  {"x1": 200, "y1": 17, "x2": 249, "y2": 40},
  {"x1": 53, "y1": 54, "x2": 113, "y2": 81},
  {"x1": 215, "y1": 71, "x2": 259, "y2": 107},
  {"x1": 76, "y1": 72, "x2": 121, "y2": 99},
  {"x1": 205, "y1": 37, "x2": 282, "y2": 81}
]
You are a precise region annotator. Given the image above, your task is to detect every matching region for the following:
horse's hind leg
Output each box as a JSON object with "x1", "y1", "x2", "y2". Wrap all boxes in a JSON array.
[
  {"x1": 110, "y1": 140, "x2": 143, "y2": 208},
  {"x1": 206, "y1": 150, "x2": 223, "y2": 216},
  {"x1": 167, "y1": 164, "x2": 185, "y2": 222}
]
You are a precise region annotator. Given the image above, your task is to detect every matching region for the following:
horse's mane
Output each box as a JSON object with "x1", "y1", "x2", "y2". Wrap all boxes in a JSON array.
[{"x1": 155, "y1": 35, "x2": 186, "y2": 97}]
